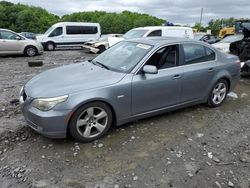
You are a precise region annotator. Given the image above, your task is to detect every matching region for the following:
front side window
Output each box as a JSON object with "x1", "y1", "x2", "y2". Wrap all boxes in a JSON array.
[
  {"x1": 183, "y1": 44, "x2": 215, "y2": 64},
  {"x1": 145, "y1": 45, "x2": 178, "y2": 69},
  {"x1": 147, "y1": 30, "x2": 162, "y2": 37},
  {"x1": 0, "y1": 31, "x2": 19, "y2": 40},
  {"x1": 93, "y1": 41, "x2": 152, "y2": 73},
  {"x1": 49, "y1": 27, "x2": 63, "y2": 37}
]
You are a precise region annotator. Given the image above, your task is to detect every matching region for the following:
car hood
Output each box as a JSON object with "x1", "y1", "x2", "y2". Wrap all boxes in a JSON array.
[{"x1": 24, "y1": 61, "x2": 126, "y2": 98}]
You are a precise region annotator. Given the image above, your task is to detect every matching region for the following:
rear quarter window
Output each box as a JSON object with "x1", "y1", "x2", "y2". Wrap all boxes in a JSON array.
[{"x1": 183, "y1": 44, "x2": 216, "y2": 64}]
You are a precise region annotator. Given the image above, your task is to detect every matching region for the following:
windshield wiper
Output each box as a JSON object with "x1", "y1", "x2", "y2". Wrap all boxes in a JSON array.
[{"x1": 91, "y1": 60, "x2": 110, "y2": 70}]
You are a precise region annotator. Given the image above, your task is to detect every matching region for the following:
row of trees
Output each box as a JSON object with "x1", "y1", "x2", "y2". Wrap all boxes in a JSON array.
[
  {"x1": 0, "y1": 1, "x2": 164, "y2": 34},
  {"x1": 61, "y1": 11, "x2": 165, "y2": 34},
  {"x1": 0, "y1": 1, "x2": 242, "y2": 35},
  {"x1": 193, "y1": 18, "x2": 236, "y2": 35},
  {"x1": 0, "y1": 1, "x2": 59, "y2": 33}
]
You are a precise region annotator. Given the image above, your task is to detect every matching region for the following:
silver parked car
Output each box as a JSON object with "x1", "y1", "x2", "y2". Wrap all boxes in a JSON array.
[
  {"x1": 0, "y1": 29, "x2": 43, "y2": 57},
  {"x1": 20, "y1": 37, "x2": 240, "y2": 142}
]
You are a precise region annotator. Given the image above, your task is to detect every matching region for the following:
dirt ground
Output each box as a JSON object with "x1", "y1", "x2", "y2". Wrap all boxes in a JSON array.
[{"x1": 0, "y1": 50, "x2": 250, "y2": 188}]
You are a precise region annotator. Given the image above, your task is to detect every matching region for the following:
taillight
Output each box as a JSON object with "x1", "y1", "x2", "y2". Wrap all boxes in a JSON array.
[{"x1": 236, "y1": 59, "x2": 242, "y2": 68}]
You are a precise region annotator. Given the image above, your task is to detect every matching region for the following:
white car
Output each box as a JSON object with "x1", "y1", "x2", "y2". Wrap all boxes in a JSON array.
[
  {"x1": 108, "y1": 26, "x2": 194, "y2": 46},
  {"x1": 0, "y1": 28, "x2": 43, "y2": 57},
  {"x1": 82, "y1": 34, "x2": 123, "y2": 53},
  {"x1": 37, "y1": 22, "x2": 101, "y2": 51},
  {"x1": 212, "y1": 35, "x2": 244, "y2": 53}
]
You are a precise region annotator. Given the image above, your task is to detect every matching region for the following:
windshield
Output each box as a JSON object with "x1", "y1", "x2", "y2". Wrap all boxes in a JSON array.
[
  {"x1": 194, "y1": 34, "x2": 204, "y2": 40},
  {"x1": 123, "y1": 29, "x2": 149, "y2": 39},
  {"x1": 93, "y1": 41, "x2": 152, "y2": 73},
  {"x1": 44, "y1": 26, "x2": 55, "y2": 35},
  {"x1": 220, "y1": 35, "x2": 244, "y2": 43}
]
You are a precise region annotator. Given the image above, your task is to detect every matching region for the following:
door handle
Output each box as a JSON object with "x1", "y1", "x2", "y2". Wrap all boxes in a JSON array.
[
  {"x1": 172, "y1": 74, "x2": 181, "y2": 80},
  {"x1": 208, "y1": 68, "x2": 214, "y2": 72}
]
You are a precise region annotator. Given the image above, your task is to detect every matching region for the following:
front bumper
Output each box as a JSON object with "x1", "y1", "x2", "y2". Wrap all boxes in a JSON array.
[
  {"x1": 82, "y1": 44, "x2": 100, "y2": 54},
  {"x1": 21, "y1": 97, "x2": 70, "y2": 139}
]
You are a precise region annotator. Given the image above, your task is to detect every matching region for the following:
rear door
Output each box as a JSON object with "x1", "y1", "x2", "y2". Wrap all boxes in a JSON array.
[
  {"x1": 180, "y1": 43, "x2": 216, "y2": 102},
  {"x1": 132, "y1": 44, "x2": 183, "y2": 114}
]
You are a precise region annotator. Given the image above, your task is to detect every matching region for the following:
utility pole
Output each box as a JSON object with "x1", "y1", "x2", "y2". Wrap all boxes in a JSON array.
[{"x1": 199, "y1": 8, "x2": 203, "y2": 32}]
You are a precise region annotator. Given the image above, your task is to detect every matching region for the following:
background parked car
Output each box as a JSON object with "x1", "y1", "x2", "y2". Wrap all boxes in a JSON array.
[
  {"x1": 0, "y1": 28, "x2": 43, "y2": 57},
  {"x1": 37, "y1": 22, "x2": 101, "y2": 51},
  {"x1": 194, "y1": 33, "x2": 220, "y2": 44},
  {"x1": 230, "y1": 23, "x2": 250, "y2": 72},
  {"x1": 82, "y1": 34, "x2": 123, "y2": 53},
  {"x1": 108, "y1": 26, "x2": 194, "y2": 46},
  {"x1": 19, "y1": 32, "x2": 37, "y2": 40},
  {"x1": 212, "y1": 34, "x2": 244, "y2": 53}
]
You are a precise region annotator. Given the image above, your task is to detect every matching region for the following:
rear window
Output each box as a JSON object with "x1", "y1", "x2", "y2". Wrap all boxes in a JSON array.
[
  {"x1": 66, "y1": 26, "x2": 98, "y2": 35},
  {"x1": 183, "y1": 44, "x2": 216, "y2": 64}
]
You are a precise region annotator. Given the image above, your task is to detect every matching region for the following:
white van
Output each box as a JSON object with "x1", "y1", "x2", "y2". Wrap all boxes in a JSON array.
[
  {"x1": 37, "y1": 22, "x2": 101, "y2": 51},
  {"x1": 108, "y1": 26, "x2": 194, "y2": 46}
]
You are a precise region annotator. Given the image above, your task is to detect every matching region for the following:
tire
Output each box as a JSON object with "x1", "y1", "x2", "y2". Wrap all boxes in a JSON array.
[
  {"x1": 69, "y1": 102, "x2": 113, "y2": 142},
  {"x1": 45, "y1": 42, "x2": 55, "y2": 51},
  {"x1": 207, "y1": 79, "x2": 228, "y2": 107},
  {"x1": 98, "y1": 45, "x2": 106, "y2": 53},
  {"x1": 24, "y1": 46, "x2": 37, "y2": 57}
]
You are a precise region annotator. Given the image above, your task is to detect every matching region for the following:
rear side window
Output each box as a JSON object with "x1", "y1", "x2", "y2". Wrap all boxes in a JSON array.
[
  {"x1": 183, "y1": 44, "x2": 215, "y2": 64},
  {"x1": 147, "y1": 30, "x2": 162, "y2": 37},
  {"x1": 66, "y1": 26, "x2": 98, "y2": 35},
  {"x1": 49, "y1": 27, "x2": 63, "y2": 37}
]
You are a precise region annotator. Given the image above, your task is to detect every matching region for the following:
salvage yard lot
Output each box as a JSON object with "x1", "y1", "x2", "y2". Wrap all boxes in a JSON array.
[{"x1": 0, "y1": 50, "x2": 250, "y2": 188}]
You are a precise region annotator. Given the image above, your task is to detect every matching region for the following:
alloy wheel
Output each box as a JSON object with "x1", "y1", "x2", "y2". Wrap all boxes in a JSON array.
[
  {"x1": 212, "y1": 82, "x2": 227, "y2": 105},
  {"x1": 27, "y1": 47, "x2": 36, "y2": 56},
  {"x1": 76, "y1": 107, "x2": 108, "y2": 138}
]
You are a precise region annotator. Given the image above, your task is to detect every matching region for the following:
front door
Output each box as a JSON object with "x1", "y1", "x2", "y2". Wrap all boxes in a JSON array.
[
  {"x1": 0, "y1": 30, "x2": 24, "y2": 54},
  {"x1": 132, "y1": 45, "x2": 183, "y2": 115}
]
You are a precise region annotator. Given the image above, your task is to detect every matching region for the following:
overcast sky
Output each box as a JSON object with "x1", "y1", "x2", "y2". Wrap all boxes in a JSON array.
[{"x1": 8, "y1": 0, "x2": 250, "y2": 25}]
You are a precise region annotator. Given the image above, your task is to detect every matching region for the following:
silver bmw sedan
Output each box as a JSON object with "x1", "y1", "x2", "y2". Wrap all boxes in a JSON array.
[{"x1": 20, "y1": 37, "x2": 241, "y2": 142}]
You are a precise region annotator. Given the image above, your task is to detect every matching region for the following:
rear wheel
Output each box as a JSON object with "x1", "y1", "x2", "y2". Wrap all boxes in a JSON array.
[
  {"x1": 45, "y1": 42, "x2": 55, "y2": 51},
  {"x1": 69, "y1": 102, "x2": 113, "y2": 142},
  {"x1": 207, "y1": 79, "x2": 228, "y2": 107},
  {"x1": 24, "y1": 46, "x2": 37, "y2": 57}
]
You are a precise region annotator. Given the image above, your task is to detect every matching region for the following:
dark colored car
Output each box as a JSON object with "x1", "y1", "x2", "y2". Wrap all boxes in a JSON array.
[
  {"x1": 20, "y1": 32, "x2": 37, "y2": 40},
  {"x1": 194, "y1": 34, "x2": 220, "y2": 44},
  {"x1": 230, "y1": 23, "x2": 250, "y2": 72}
]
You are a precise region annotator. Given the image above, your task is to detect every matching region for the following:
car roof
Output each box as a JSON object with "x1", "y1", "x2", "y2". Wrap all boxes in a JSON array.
[
  {"x1": 0, "y1": 28, "x2": 10, "y2": 31},
  {"x1": 133, "y1": 26, "x2": 193, "y2": 31},
  {"x1": 126, "y1": 37, "x2": 203, "y2": 46}
]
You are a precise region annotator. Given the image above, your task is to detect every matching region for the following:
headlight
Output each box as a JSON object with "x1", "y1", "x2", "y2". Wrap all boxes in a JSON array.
[{"x1": 31, "y1": 95, "x2": 68, "y2": 111}]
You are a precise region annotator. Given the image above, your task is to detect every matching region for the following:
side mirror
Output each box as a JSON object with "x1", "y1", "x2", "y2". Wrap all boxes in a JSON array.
[
  {"x1": 143, "y1": 65, "x2": 158, "y2": 74},
  {"x1": 16, "y1": 36, "x2": 22, "y2": 40}
]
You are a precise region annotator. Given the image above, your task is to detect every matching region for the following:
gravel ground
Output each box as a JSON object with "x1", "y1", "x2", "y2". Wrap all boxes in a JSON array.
[{"x1": 0, "y1": 50, "x2": 250, "y2": 188}]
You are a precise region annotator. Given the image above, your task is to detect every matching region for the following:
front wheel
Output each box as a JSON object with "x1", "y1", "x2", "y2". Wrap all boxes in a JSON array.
[
  {"x1": 24, "y1": 46, "x2": 37, "y2": 57},
  {"x1": 69, "y1": 102, "x2": 113, "y2": 142},
  {"x1": 45, "y1": 42, "x2": 55, "y2": 51},
  {"x1": 207, "y1": 79, "x2": 228, "y2": 107}
]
